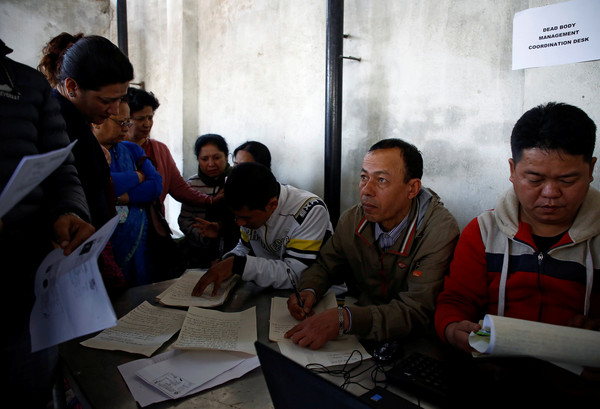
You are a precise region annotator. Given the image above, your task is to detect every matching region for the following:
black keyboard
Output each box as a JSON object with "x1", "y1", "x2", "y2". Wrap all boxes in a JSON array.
[{"x1": 385, "y1": 352, "x2": 450, "y2": 406}]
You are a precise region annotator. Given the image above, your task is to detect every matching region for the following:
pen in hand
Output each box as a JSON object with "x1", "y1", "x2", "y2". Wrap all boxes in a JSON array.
[{"x1": 286, "y1": 267, "x2": 304, "y2": 308}]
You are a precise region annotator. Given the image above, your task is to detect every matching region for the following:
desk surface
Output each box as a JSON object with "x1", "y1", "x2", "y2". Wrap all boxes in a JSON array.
[
  {"x1": 60, "y1": 279, "x2": 600, "y2": 409},
  {"x1": 60, "y1": 279, "x2": 292, "y2": 409}
]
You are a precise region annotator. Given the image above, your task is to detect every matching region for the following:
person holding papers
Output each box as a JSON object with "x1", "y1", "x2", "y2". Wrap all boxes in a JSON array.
[
  {"x1": 285, "y1": 138, "x2": 460, "y2": 349},
  {"x1": 1, "y1": 39, "x2": 94, "y2": 409},
  {"x1": 38, "y1": 32, "x2": 134, "y2": 229},
  {"x1": 191, "y1": 162, "x2": 333, "y2": 296},
  {"x1": 434, "y1": 102, "x2": 600, "y2": 355}
]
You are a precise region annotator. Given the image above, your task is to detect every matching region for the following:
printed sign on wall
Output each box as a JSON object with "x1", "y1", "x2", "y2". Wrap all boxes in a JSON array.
[{"x1": 512, "y1": 0, "x2": 600, "y2": 69}]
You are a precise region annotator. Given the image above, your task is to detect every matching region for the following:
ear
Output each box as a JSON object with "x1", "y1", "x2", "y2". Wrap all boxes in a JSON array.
[
  {"x1": 64, "y1": 78, "x2": 79, "y2": 97},
  {"x1": 266, "y1": 197, "x2": 278, "y2": 212},
  {"x1": 407, "y1": 178, "x2": 422, "y2": 200},
  {"x1": 508, "y1": 158, "x2": 516, "y2": 183},
  {"x1": 589, "y1": 157, "x2": 597, "y2": 182}
]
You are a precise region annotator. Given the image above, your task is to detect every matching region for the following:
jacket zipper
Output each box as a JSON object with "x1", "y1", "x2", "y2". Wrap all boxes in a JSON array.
[{"x1": 537, "y1": 252, "x2": 544, "y2": 321}]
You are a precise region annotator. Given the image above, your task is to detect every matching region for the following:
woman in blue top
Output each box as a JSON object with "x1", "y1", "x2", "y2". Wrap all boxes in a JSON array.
[{"x1": 93, "y1": 100, "x2": 162, "y2": 285}]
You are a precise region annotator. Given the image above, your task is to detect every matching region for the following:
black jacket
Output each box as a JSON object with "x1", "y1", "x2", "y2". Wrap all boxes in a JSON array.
[{"x1": 0, "y1": 40, "x2": 90, "y2": 231}]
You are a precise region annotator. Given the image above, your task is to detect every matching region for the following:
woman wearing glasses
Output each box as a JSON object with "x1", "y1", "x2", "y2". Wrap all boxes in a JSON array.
[
  {"x1": 39, "y1": 33, "x2": 136, "y2": 296},
  {"x1": 92, "y1": 99, "x2": 162, "y2": 286}
]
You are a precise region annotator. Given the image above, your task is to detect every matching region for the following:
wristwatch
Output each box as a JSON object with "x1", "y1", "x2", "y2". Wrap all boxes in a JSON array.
[{"x1": 337, "y1": 305, "x2": 345, "y2": 336}]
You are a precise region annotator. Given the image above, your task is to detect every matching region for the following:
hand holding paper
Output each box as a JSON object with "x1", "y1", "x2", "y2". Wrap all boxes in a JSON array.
[{"x1": 468, "y1": 315, "x2": 600, "y2": 368}]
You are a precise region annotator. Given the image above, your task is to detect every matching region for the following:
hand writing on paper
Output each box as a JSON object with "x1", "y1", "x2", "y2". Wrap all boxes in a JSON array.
[
  {"x1": 287, "y1": 290, "x2": 316, "y2": 320},
  {"x1": 53, "y1": 213, "x2": 95, "y2": 256},
  {"x1": 284, "y1": 308, "x2": 343, "y2": 350},
  {"x1": 444, "y1": 320, "x2": 481, "y2": 354},
  {"x1": 193, "y1": 217, "x2": 220, "y2": 238},
  {"x1": 191, "y1": 257, "x2": 234, "y2": 297}
]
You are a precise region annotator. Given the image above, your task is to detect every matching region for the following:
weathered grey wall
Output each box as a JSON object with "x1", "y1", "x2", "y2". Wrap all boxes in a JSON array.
[
  {"x1": 2, "y1": 0, "x2": 599, "y2": 232},
  {"x1": 0, "y1": 0, "x2": 114, "y2": 68}
]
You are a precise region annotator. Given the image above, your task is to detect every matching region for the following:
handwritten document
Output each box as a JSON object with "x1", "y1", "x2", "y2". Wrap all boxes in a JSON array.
[
  {"x1": 469, "y1": 314, "x2": 600, "y2": 367},
  {"x1": 80, "y1": 301, "x2": 187, "y2": 356},
  {"x1": 0, "y1": 140, "x2": 76, "y2": 218},
  {"x1": 269, "y1": 291, "x2": 338, "y2": 341},
  {"x1": 29, "y1": 215, "x2": 119, "y2": 352},
  {"x1": 172, "y1": 306, "x2": 257, "y2": 356},
  {"x1": 156, "y1": 269, "x2": 239, "y2": 307},
  {"x1": 269, "y1": 292, "x2": 371, "y2": 366}
]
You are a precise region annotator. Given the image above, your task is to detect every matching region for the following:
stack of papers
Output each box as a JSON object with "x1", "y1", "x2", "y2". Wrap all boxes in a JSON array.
[
  {"x1": 469, "y1": 314, "x2": 600, "y2": 371},
  {"x1": 118, "y1": 306, "x2": 258, "y2": 406},
  {"x1": 30, "y1": 215, "x2": 120, "y2": 352},
  {"x1": 118, "y1": 350, "x2": 259, "y2": 407},
  {"x1": 81, "y1": 301, "x2": 187, "y2": 356},
  {"x1": 156, "y1": 269, "x2": 239, "y2": 307}
]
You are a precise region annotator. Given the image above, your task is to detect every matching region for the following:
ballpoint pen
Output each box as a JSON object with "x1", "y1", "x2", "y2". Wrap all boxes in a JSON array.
[{"x1": 286, "y1": 267, "x2": 304, "y2": 308}]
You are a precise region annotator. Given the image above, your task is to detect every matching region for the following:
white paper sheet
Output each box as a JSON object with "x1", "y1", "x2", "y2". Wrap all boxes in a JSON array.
[
  {"x1": 277, "y1": 336, "x2": 371, "y2": 367},
  {"x1": 172, "y1": 306, "x2": 257, "y2": 355},
  {"x1": 136, "y1": 349, "x2": 246, "y2": 399},
  {"x1": 118, "y1": 349, "x2": 260, "y2": 407},
  {"x1": 468, "y1": 314, "x2": 600, "y2": 368},
  {"x1": 156, "y1": 269, "x2": 239, "y2": 307},
  {"x1": 0, "y1": 141, "x2": 76, "y2": 218},
  {"x1": 269, "y1": 291, "x2": 337, "y2": 342},
  {"x1": 80, "y1": 301, "x2": 187, "y2": 356},
  {"x1": 29, "y1": 215, "x2": 119, "y2": 352},
  {"x1": 512, "y1": 0, "x2": 600, "y2": 69}
]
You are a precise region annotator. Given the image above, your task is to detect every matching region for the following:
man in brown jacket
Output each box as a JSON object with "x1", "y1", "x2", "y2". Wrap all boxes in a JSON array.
[{"x1": 286, "y1": 138, "x2": 459, "y2": 349}]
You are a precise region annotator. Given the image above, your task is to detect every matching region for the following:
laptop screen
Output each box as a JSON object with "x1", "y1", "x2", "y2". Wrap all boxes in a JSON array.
[{"x1": 255, "y1": 341, "x2": 373, "y2": 409}]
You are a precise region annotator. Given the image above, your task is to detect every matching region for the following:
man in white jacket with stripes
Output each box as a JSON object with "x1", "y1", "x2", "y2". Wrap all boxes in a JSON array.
[{"x1": 192, "y1": 162, "x2": 333, "y2": 296}]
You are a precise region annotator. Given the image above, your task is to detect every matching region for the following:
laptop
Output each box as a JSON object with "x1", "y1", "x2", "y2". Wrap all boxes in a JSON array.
[{"x1": 254, "y1": 341, "x2": 419, "y2": 409}]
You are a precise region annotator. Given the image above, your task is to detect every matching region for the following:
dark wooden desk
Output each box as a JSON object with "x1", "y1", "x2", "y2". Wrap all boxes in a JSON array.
[
  {"x1": 59, "y1": 279, "x2": 291, "y2": 409},
  {"x1": 60, "y1": 278, "x2": 600, "y2": 409}
]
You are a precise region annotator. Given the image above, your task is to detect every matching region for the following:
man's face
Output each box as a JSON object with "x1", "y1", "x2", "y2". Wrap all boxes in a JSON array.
[
  {"x1": 509, "y1": 148, "x2": 596, "y2": 235},
  {"x1": 232, "y1": 199, "x2": 278, "y2": 230},
  {"x1": 359, "y1": 148, "x2": 421, "y2": 231}
]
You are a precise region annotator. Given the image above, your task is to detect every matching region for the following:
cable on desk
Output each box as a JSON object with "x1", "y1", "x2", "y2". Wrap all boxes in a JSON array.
[{"x1": 305, "y1": 350, "x2": 380, "y2": 391}]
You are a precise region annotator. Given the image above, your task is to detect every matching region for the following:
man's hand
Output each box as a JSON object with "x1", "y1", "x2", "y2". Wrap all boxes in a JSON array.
[
  {"x1": 287, "y1": 290, "x2": 316, "y2": 320},
  {"x1": 191, "y1": 257, "x2": 234, "y2": 297},
  {"x1": 444, "y1": 320, "x2": 481, "y2": 353},
  {"x1": 193, "y1": 218, "x2": 220, "y2": 239},
  {"x1": 53, "y1": 213, "x2": 95, "y2": 256},
  {"x1": 284, "y1": 308, "x2": 340, "y2": 350}
]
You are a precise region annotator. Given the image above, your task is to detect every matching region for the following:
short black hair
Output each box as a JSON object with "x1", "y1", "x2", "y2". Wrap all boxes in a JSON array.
[
  {"x1": 368, "y1": 138, "x2": 423, "y2": 181},
  {"x1": 127, "y1": 87, "x2": 160, "y2": 113},
  {"x1": 225, "y1": 162, "x2": 280, "y2": 211},
  {"x1": 233, "y1": 140, "x2": 272, "y2": 169},
  {"x1": 511, "y1": 102, "x2": 597, "y2": 163},
  {"x1": 194, "y1": 134, "x2": 229, "y2": 158}
]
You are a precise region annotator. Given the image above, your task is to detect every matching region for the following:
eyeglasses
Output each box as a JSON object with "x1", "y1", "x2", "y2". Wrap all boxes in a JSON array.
[{"x1": 109, "y1": 118, "x2": 134, "y2": 128}]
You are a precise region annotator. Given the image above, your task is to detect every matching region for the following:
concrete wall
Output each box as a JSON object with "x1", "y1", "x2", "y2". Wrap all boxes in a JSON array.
[{"x1": 2, "y1": 0, "x2": 599, "y2": 232}]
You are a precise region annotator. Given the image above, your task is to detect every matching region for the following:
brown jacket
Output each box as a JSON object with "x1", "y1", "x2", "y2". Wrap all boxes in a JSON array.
[{"x1": 299, "y1": 188, "x2": 459, "y2": 340}]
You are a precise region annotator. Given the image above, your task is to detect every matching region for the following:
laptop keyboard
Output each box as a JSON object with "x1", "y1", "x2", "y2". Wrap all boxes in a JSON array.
[{"x1": 385, "y1": 352, "x2": 449, "y2": 405}]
